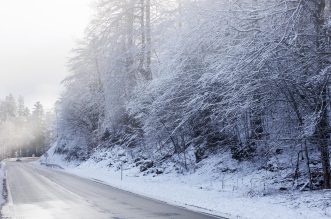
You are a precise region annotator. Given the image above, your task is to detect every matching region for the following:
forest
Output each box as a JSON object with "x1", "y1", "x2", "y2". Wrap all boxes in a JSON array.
[
  {"x1": 50, "y1": 0, "x2": 331, "y2": 191},
  {"x1": 0, "y1": 94, "x2": 52, "y2": 158}
]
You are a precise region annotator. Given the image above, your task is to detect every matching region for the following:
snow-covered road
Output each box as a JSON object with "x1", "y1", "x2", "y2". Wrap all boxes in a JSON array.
[{"x1": 2, "y1": 160, "x2": 223, "y2": 219}]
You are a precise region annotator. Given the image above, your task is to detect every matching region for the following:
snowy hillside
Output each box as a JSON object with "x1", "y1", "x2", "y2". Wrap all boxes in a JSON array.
[
  {"x1": 41, "y1": 146, "x2": 331, "y2": 219},
  {"x1": 43, "y1": 0, "x2": 331, "y2": 218}
]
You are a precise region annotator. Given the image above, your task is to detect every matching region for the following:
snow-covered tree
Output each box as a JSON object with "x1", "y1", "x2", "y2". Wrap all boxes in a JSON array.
[{"x1": 51, "y1": 0, "x2": 331, "y2": 189}]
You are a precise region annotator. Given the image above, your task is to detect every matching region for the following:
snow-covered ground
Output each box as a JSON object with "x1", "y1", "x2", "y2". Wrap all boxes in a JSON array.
[
  {"x1": 0, "y1": 161, "x2": 6, "y2": 210},
  {"x1": 40, "y1": 147, "x2": 331, "y2": 219}
]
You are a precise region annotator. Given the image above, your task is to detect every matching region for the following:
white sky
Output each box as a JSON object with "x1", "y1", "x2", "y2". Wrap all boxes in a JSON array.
[{"x1": 0, "y1": 0, "x2": 94, "y2": 110}]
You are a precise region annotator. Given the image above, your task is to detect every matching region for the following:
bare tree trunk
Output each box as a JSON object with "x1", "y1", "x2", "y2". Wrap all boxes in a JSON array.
[
  {"x1": 304, "y1": 139, "x2": 313, "y2": 189},
  {"x1": 315, "y1": 0, "x2": 331, "y2": 189},
  {"x1": 126, "y1": 0, "x2": 136, "y2": 95},
  {"x1": 145, "y1": 0, "x2": 152, "y2": 80},
  {"x1": 316, "y1": 92, "x2": 331, "y2": 189},
  {"x1": 248, "y1": 0, "x2": 263, "y2": 155},
  {"x1": 139, "y1": 0, "x2": 146, "y2": 71}
]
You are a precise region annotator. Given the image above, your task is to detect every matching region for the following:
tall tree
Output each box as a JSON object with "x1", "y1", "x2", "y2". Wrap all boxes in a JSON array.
[
  {"x1": 145, "y1": 0, "x2": 152, "y2": 80},
  {"x1": 313, "y1": 0, "x2": 331, "y2": 189}
]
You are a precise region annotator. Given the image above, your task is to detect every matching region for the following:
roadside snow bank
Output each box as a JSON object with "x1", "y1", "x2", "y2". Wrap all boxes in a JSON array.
[
  {"x1": 0, "y1": 161, "x2": 6, "y2": 210},
  {"x1": 39, "y1": 150, "x2": 331, "y2": 219}
]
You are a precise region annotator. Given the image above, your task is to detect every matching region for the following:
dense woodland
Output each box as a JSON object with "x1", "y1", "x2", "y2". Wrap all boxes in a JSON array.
[
  {"x1": 52, "y1": 0, "x2": 331, "y2": 190},
  {"x1": 0, "y1": 95, "x2": 52, "y2": 158}
]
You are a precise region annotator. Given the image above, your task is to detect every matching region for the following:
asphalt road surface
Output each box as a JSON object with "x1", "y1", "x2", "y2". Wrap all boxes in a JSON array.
[{"x1": 2, "y1": 160, "x2": 223, "y2": 219}]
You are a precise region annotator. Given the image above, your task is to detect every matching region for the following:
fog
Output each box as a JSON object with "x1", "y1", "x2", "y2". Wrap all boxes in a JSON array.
[{"x1": 0, "y1": 0, "x2": 93, "y2": 109}]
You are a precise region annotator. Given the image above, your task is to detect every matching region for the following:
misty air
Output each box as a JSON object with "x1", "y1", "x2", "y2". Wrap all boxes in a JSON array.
[{"x1": 0, "y1": 1, "x2": 330, "y2": 219}]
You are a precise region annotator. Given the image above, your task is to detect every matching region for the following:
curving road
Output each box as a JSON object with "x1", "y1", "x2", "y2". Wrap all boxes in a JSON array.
[{"x1": 2, "y1": 160, "x2": 223, "y2": 219}]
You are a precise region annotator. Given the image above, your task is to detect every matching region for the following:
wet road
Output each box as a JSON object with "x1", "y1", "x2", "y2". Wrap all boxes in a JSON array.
[{"x1": 2, "y1": 161, "x2": 223, "y2": 219}]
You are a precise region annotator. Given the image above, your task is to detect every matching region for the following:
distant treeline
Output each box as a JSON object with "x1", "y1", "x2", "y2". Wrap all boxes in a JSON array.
[{"x1": 0, "y1": 94, "x2": 54, "y2": 158}]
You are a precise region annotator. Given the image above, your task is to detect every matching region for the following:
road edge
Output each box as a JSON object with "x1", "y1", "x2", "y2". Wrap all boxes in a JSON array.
[
  {"x1": 0, "y1": 163, "x2": 8, "y2": 219},
  {"x1": 37, "y1": 162, "x2": 233, "y2": 219}
]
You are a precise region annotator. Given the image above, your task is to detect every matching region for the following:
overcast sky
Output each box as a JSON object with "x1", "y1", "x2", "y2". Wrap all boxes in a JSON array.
[{"x1": 0, "y1": 0, "x2": 93, "y2": 110}]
